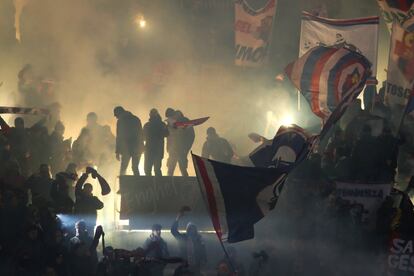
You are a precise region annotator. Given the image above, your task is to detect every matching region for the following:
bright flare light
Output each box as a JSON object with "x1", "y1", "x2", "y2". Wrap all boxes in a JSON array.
[
  {"x1": 136, "y1": 15, "x2": 146, "y2": 29},
  {"x1": 280, "y1": 114, "x2": 294, "y2": 126}
]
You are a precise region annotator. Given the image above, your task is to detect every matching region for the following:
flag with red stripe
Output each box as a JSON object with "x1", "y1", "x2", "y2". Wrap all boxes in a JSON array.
[
  {"x1": 285, "y1": 45, "x2": 371, "y2": 123},
  {"x1": 192, "y1": 154, "x2": 288, "y2": 243},
  {"x1": 174, "y1": 117, "x2": 209, "y2": 129}
]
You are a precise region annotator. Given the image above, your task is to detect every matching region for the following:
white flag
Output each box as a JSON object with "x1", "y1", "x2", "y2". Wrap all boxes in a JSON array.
[
  {"x1": 299, "y1": 12, "x2": 379, "y2": 84},
  {"x1": 235, "y1": 0, "x2": 277, "y2": 67},
  {"x1": 385, "y1": 23, "x2": 414, "y2": 106}
]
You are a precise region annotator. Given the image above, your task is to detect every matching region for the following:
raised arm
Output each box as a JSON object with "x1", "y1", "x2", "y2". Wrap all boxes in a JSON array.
[
  {"x1": 75, "y1": 172, "x2": 88, "y2": 197},
  {"x1": 95, "y1": 170, "x2": 111, "y2": 196},
  {"x1": 171, "y1": 207, "x2": 191, "y2": 241},
  {"x1": 171, "y1": 219, "x2": 186, "y2": 241}
]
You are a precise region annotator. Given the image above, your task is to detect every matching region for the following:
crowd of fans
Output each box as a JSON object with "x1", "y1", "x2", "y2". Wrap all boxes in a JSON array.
[{"x1": 2, "y1": 71, "x2": 414, "y2": 276}]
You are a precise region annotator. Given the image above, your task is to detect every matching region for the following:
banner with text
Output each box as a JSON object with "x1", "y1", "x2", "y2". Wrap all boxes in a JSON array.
[
  {"x1": 235, "y1": 0, "x2": 277, "y2": 67},
  {"x1": 386, "y1": 23, "x2": 414, "y2": 106},
  {"x1": 388, "y1": 233, "x2": 414, "y2": 275},
  {"x1": 299, "y1": 12, "x2": 379, "y2": 84},
  {"x1": 335, "y1": 182, "x2": 391, "y2": 227}
]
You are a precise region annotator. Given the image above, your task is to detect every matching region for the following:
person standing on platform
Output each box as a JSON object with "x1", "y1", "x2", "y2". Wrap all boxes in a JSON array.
[
  {"x1": 114, "y1": 106, "x2": 144, "y2": 176},
  {"x1": 202, "y1": 127, "x2": 233, "y2": 164},
  {"x1": 143, "y1": 109, "x2": 169, "y2": 176},
  {"x1": 165, "y1": 109, "x2": 194, "y2": 177}
]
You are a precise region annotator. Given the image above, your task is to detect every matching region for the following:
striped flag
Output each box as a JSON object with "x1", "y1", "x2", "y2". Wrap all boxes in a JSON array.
[
  {"x1": 192, "y1": 154, "x2": 288, "y2": 243},
  {"x1": 285, "y1": 46, "x2": 372, "y2": 124}
]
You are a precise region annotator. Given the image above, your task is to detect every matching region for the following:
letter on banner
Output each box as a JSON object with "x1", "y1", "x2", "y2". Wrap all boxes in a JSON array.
[{"x1": 234, "y1": 0, "x2": 277, "y2": 67}]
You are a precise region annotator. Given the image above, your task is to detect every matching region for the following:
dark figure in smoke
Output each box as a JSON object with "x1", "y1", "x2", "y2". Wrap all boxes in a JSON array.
[
  {"x1": 74, "y1": 167, "x2": 110, "y2": 234},
  {"x1": 49, "y1": 121, "x2": 70, "y2": 175},
  {"x1": 166, "y1": 109, "x2": 195, "y2": 176},
  {"x1": 28, "y1": 120, "x2": 50, "y2": 173},
  {"x1": 50, "y1": 172, "x2": 75, "y2": 215},
  {"x1": 202, "y1": 127, "x2": 233, "y2": 163},
  {"x1": 81, "y1": 112, "x2": 115, "y2": 167},
  {"x1": 69, "y1": 222, "x2": 103, "y2": 275},
  {"x1": 351, "y1": 125, "x2": 378, "y2": 182},
  {"x1": 8, "y1": 117, "x2": 30, "y2": 176},
  {"x1": 114, "y1": 106, "x2": 143, "y2": 176},
  {"x1": 376, "y1": 126, "x2": 402, "y2": 182},
  {"x1": 143, "y1": 223, "x2": 170, "y2": 276},
  {"x1": 26, "y1": 164, "x2": 53, "y2": 207},
  {"x1": 171, "y1": 207, "x2": 206, "y2": 275},
  {"x1": 143, "y1": 108, "x2": 169, "y2": 176},
  {"x1": 72, "y1": 128, "x2": 93, "y2": 170}
]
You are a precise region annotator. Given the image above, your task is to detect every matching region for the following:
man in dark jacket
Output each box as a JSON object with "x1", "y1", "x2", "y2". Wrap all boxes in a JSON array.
[
  {"x1": 202, "y1": 127, "x2": 233, "y2": 163},
  {"x1": 114, "y1": 106, "x2": 143, "y2": 176},
  {"x1": 74, "y1": 167, "x2": 110, "y2": 234},
  {"x1": 26, "y1": 164, "x2": 53, "y2": 207},
  {"x1": 143, "y1": 109, "x2": 169, "y2": 176},
  {"x1": 50, "y1": 172, "x2": 75, "y2": 215}
]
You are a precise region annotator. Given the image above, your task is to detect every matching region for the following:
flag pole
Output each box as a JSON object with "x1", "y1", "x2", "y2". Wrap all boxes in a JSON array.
[{"x1": 190, "y1": 153, "x2": 237, "y2": 275}]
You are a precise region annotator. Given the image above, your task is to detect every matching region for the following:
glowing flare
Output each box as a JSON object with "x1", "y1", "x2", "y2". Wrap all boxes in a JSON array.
[{"x1": 135, "y1": 15, "x2": 146, "y2": 29}]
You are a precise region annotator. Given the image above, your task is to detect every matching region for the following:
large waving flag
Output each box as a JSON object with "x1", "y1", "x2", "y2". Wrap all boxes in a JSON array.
[
  {"x1": 300, "y1": 12, "x2": 379, "y2": 85},
  {"x1": 285, "y1": 46, "x2": 372, "y2": 129},
  {"x1": 249, "y1": 124, "x2": 311, "y2": 169},
  {"x1": 192, "y1": 154, "x2": 288, "y2": 243}
]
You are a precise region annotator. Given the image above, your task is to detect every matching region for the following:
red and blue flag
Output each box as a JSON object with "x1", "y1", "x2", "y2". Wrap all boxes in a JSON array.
[
  {"x1": 285, "y1": 45, "x2": 371, "y2": 120},
  {"x1": 192, "y1": 154, "x2": 289, "y2": 243}
]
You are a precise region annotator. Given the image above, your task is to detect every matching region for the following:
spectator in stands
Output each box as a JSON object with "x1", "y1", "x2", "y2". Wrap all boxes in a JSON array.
[
  {"x1": 74, "y1": 167, "x2": 110, "y2": 233},
  {"x1": 202, "y1": 127, "x2": 233, "y2": 163},
  {"x1": 51, "y1": 172, "x2": 74, "y2": 215},
  {"x1": 8, "y1": 117, "x2": 30, "y2": 176},
  {"x1": 26, "y1": 164, "x2": 53, "y2": 207},
  {"x1": 143, "y1": 223, "x2": 169, "y2": 276},
  {"x1": 171, "y1": 207, "x2": 206, "y2": 275},
  {"x1": 49, "y1": 121, "x2": 70, "y2": 175}
]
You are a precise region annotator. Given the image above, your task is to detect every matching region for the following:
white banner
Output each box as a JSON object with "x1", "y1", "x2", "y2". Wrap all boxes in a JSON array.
[
  {"x1": 299, "y1": 12, "x2": 379, "y2": 84},
  {"x1": 385, "y1": 23, "x2": 414, "y2": 106},
  {"x1": 335, "y1": 182, "x2": 391, "y2": 227},
  {"x1": 234, "y1": 0, "x2": 277, "y2": 67}
]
